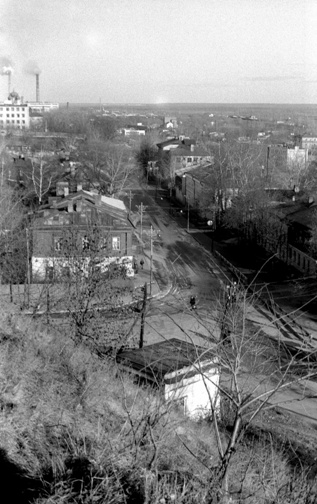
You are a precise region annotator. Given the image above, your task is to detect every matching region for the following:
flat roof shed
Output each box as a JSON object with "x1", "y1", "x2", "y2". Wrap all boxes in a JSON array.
[{"x1": 117, "y1": 338, "x2": 219, "y2": 419}]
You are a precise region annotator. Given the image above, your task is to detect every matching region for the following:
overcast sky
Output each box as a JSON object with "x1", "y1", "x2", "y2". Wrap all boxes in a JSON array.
[{"x1": 0, "y1": 0, "x2": 316, "y2": 104}]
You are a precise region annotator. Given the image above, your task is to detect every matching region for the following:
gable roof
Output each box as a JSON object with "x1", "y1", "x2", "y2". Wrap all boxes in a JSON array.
[{"x1": 34, "y1": 190, "x2": 131, "y2": 227}]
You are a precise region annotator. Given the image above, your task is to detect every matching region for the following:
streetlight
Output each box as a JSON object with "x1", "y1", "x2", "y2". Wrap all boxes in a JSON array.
[
  {"x1": 182, "y1": 173, "x2": 190, "y2": 232},
  {"x1": 186, "y1": 197, "x2": 190, "y2": 232},
  {"x1": 207, "y1": 220, "x2": 214, "y2": 252}
]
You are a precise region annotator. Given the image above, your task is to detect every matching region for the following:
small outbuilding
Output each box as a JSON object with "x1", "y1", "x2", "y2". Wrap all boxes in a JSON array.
[{"x1": 117, "y1": 338, "x2": 220, "y2": 419}]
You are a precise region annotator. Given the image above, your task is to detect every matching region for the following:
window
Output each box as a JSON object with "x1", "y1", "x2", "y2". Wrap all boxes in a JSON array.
[
  {"x1": 11, "y1": 120, "x2": 14, "y2": 124},
  {"x1": 187, "y1": 157, "x2": 192, "y2": 163},
  {"x1": 11, "y1": 114, "x2": 14, "y2": 117},
  {"x1": 6, "y1": 114, "x2": 9, "y2": 117},
  {"x1": 22, "y1": 114, "x2": 25, "y2": 117},
  {"x1": 11, "y1": 108, "x2": 14, "y2": 111},
  {"x1": 6, "y1": 108, "x2": 9, "y2": 111},
  {"x1": 112, "y1": 236, "x2": 120, "y2": 250},
  {"x1": 82, "y1": 235, "x2": 90, "y2": 250},
  {"x1": 6, "y1": 120, "x2": 9, "y2": 124},
  {"x1": 17, "y1": 120, "x2": 20, "y2": 124},
  {"x1": 54, "y1": 237, "x2": 63, "y2": 251},
  {"x1": 17, "y1": 114, "x2": 20, "y2": 118},
  {"x1": 22, "y1": 120, "x2": 25, "y2": 124},
  {"x1": 22, "y1": 108, "x2": 25, "y2": 111}
]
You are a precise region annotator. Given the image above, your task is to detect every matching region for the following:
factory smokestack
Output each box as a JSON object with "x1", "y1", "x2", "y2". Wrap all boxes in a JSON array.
[{"x1": 36, "y1": 73, "x2": 40, "y2": 102}]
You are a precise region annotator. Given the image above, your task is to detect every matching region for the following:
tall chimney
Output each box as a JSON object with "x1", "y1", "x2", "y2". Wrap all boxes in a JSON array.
[
  {"x1": 36, "y1": 73, "x2": 40, "y2": 102},
  {"x1": 8, "y1": 72, "x2": 11, "y2": 95}
]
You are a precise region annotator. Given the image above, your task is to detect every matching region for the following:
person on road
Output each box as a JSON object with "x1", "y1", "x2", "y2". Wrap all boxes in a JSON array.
[
  {"x1": 140, "y1": 258, "x2": 144, "y2": 270},
  {"x1": 190, "y1": 295, "x2": 197, "y2": 310}
]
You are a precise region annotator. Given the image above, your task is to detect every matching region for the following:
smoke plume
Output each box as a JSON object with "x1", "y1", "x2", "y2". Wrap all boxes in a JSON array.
[
  {"x1": 24, "y1": 59, "x2": 41, "y2": 75},
  {"x1": 0, "y1": 56, "x2": 14, "y2": 75}
]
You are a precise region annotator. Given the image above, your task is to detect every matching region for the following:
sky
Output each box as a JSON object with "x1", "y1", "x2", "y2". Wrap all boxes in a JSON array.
[{"x1": 0, "y1": 0, "x2": 317, "y2": 104}]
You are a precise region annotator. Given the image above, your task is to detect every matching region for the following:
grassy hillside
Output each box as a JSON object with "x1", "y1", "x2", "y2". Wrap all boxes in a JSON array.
[{"x1": 0, "y1": 302, "x2": 316, "y2": 503}]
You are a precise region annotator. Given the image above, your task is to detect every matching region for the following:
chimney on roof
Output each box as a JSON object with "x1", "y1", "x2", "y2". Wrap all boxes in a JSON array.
[
  {"x1": 190, "y1": 144, "x2": 194, "y2": 152},
  {"x1": 35, "y1": 73, "x2": 40, "y2": 102}
]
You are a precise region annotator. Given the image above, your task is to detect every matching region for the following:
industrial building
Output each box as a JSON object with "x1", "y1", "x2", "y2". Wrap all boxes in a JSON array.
[
  {"x1": 0, "y1": 91, "x2": 30, "y2": 129},
  {"x1": 0, "y1": 71, "x2": 59, "y2": 130}
]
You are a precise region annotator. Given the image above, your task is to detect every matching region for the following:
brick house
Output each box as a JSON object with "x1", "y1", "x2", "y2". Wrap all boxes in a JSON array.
[{"x1": 31, "y1": 190, "x2": 135, "y2": 281}]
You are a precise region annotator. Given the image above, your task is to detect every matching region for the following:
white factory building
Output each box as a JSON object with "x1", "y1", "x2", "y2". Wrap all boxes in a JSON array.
[{"x1": 0, "y1": 92, "x2": 30, "y2": 130}]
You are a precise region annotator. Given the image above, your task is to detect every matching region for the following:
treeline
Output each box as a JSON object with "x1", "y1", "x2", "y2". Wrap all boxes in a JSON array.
[{"x1": 44, "y1": 108, "x2": 119, "y2": 140}]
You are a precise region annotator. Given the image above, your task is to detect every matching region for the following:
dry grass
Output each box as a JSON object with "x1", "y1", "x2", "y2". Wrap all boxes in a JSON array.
[{"x1": 0, "y1": 311, "x2": 315, "y2": 503}]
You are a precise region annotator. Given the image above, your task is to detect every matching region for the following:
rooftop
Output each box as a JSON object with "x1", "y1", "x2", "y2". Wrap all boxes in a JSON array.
[{"x1": 117, "y1": 338, "x2": 216, "y2": 383}]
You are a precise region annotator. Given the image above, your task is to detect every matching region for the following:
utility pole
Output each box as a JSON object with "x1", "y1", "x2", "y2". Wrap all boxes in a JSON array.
[
  {"x1": 139, "y1": 282, "x2": 147, "y2": 348},
  {"x1": 136, "y1": 202, "x2": 148, "y2": 244},
  {"x1": 26, "y1": 228, "x2": 31, "y2": 307},
  {"x1": 150, "y1": 226, "x2": 153, "y2": 296},
  {"x1": 187, "y1": 198, "x2": 190, "y2": 232}
]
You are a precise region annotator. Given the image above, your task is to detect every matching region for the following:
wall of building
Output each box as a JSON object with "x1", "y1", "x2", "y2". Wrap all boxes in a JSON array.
[
  {"x1": 32, "y1": 227, "x2": 133, "y2": 258},
  {"x1": 164, "y1": 363, "x2": 220, "y2": 419},
  {"x1": 32, "y1": 254, "x2": 134, "y2": 281},
  {"x1": 0, "y1": 102, "x2": 30, "y2": 129}
]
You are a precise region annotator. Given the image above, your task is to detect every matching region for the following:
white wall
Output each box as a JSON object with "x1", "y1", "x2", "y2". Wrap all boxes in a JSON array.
[
  {"x1": 164, "y1": 361, "x2": 220, "y2": 419},
  {"x1": 32, "y1": 255, "x2": 135, "y2": 280}
]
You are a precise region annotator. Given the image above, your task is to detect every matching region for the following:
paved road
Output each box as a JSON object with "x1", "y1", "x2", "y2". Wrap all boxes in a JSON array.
[{"x1": 127, "y1": 184, "x2": 317, "y2": 426}]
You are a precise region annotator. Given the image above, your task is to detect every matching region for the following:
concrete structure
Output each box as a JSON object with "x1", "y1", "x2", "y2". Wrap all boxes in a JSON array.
[
  {"x1": 287, "y1": 146, "x2": 308, "y2": 170},
  {"x1": 117, "y1": 338, "x2": 220, "y2": 419},
  {"x1": 27, "y1": 102, "x2": 59, "y2": 113},
  {"x1": 120, "y1": 124, "x2": 147, "y2": 136},
  {"x1": 31, "y1": 191, "x2": 135, "y2": 281},
  {"x1": 0, "y1": 93, "x2": 30, "y2": 129}
]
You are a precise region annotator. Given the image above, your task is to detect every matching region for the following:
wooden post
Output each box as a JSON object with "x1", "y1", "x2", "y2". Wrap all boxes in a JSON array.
[
  {"x1": 26, "y1": 228, "x2": 31, "y2": 307},
  {"x1": 139, "y1": 282, "x2": 147, "y2": 348},
  {"x1": 150, "y1": 226, "x2": 153, "y2": 296},
  {"x1": 46, "y1": 287, "x2": 50, "y2": 324}
]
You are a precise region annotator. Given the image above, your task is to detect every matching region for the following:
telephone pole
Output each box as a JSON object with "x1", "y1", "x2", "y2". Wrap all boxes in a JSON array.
[
  {"x1": 150, "y1": 226, "x2": 153, "y2": 296},
  {"x1": 139, "y1": 282, "x2": 147, "y2": 348},
  {"x1": 136, "y1": 202, "x2": 148, "y2": 243}
]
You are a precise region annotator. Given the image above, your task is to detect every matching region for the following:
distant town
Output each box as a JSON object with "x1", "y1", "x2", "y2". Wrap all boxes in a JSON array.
[{"x1": 2, "y1": 66, "x2": 317, "y2": 503}]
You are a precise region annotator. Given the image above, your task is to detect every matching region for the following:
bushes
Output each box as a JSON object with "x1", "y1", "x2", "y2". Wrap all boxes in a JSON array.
[{"x1": 0, "y1": 313, "x2": 315, "y2": 503}]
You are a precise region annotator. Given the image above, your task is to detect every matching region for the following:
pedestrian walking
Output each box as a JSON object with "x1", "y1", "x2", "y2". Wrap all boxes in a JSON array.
[
  {"x1": 190, "y1": 295, "x2": 197, "y2": 310},
  {"x1": 140, "y1": 258, "x2": 144, "y2": 270}
]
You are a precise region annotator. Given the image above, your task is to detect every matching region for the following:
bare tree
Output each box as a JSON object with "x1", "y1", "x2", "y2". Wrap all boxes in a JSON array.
[
  {"x1": 154, "y1": 285, "x2": 317, "y2": 503},
  {"x1": 45, "y1": 224, "x2": 136, "y2": 354}
]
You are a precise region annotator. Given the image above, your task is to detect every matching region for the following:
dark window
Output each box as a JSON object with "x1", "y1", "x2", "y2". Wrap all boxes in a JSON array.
[{"x1": 82, "y1": 236, "x2": 90, "y2": 250}]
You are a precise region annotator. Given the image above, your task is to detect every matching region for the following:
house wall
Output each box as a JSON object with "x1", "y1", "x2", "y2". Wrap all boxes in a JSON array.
[
  {"x1": 0, "y1": 103, "x2": 30, "y2": 129},
  {"x1": 32, "y1": 255, "x2": 134, "y2": 281},
  {"x1": 172, "y1": 155, "x2": 212, "y2": 174},
  {"x1": 33, "y1": 228, "x2": 133, "y2": 257},
  {"x1": 32, "y1": 227, "x2": 134, "y2": 281},
  {"x1": 164, "y1": 363, "x2": 220, "y2": 419}
]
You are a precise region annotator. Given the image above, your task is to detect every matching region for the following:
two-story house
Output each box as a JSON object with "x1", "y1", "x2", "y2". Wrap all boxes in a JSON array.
[
  {"x1": 31, "y1": 190, "x2": 135, "y2": 281},
  {"x1": 155, "y1": 137, "x2": 213, "y2": 192}
]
